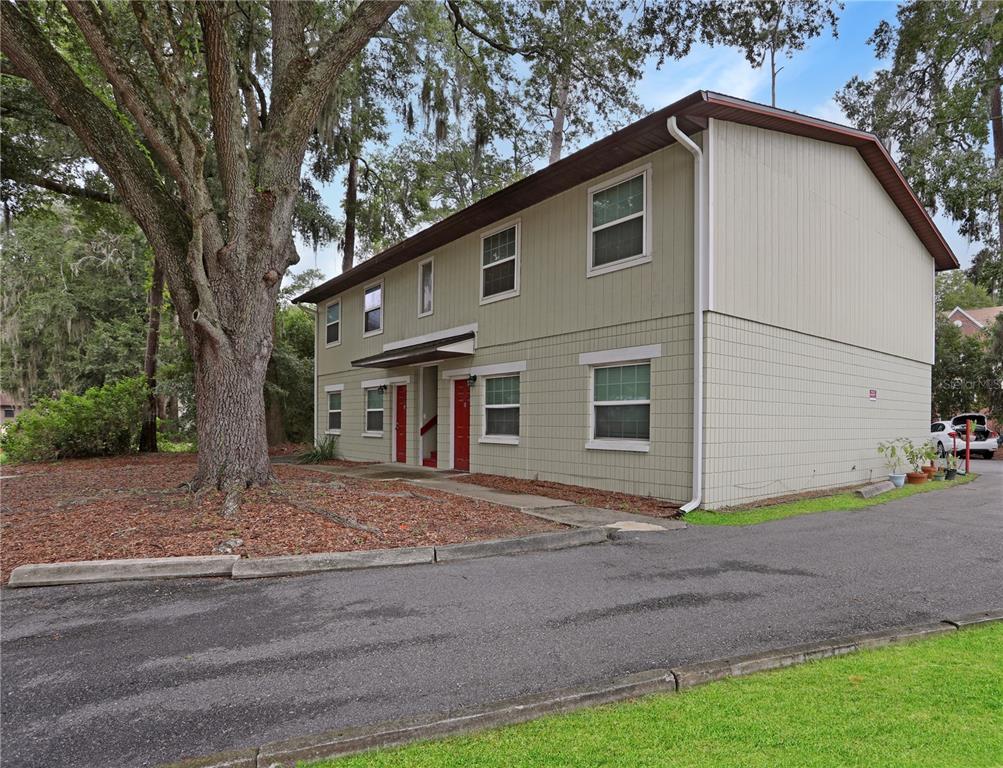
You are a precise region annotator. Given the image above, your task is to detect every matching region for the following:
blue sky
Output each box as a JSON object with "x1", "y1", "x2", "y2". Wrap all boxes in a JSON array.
[{"x1": 291, "y1": 0, "x2": 980, "y2": 282}]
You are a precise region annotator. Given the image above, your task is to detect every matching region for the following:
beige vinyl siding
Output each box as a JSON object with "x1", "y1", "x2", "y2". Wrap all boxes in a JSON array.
[
  {"x1": 317, "y1": 316, "x2": 693, "y2": 502},
  {"x1": 711, "y1": 120, "x2": 935, "y2": 364},
  {"x1": 703, "y1": 313, "x2": 932, "y2": 508},
  {"x1": 315, "y1": 141, "x2": 694, "y2": 378},
  {"x1": 439, "y1": 316, "x2": 692, "y2": 500}
]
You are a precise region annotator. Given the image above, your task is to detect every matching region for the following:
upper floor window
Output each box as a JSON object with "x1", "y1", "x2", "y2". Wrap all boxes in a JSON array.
[
  {"x1": 418, "y1": 258, "x2": 434, "y2": 317},
  {"x1": 588, "y1": 167, "x2": 651, "y2": 276},
  {"x1": 483, "y1": 375, "x2": 520, "y2": 441},
  {"x1": 363, "y1": 282, "x2": 383, "y2": 336},
  {"x1": 325, "y1": 300, "x2": 341, "y2": 346},
  {"x1": 480, "y1": 221, "x2": 520, "y2": 304}
]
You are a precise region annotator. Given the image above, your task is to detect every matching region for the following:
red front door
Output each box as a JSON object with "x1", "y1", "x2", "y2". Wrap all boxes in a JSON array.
[
  {"x1": 395, "y1": 385, "x2": 407, "y2": 463},
  {"x1": 453, "y1": 379, "x2": 470, "y2": 471}
]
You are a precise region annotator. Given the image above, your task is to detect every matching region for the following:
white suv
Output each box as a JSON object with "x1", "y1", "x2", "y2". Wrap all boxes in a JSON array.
[{"x1": 930, "y1": 414, "x2": 999, "y2": 459}]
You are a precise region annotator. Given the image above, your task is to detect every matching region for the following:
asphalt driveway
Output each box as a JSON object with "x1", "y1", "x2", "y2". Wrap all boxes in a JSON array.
[{"x1": 2, "y1": 466, "x2": 1001, "y2": 768}]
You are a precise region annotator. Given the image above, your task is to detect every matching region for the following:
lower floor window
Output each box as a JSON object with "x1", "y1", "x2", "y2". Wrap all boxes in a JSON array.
[
  {"x1": 593, "y1": 363, "x2": 650, "y2": 440},
  {"x1": 327, "y1": 392, "x2": 342, "y2": 432},
  {"x1": 365, "y1": 388, "x2": 384, "y2": 433},
  {"x1": 484, "y1": 375, "x2": 520, "y2": 436}
]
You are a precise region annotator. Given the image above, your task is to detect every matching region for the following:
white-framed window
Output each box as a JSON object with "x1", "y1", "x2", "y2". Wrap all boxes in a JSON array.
[
  {"x1": 363, "y1": 281, "x2": 383, "y2": 337},
  {"x1": 364, "y1": 387, "x2": 384, "y2": 435},
  {"x1": 480, "y1": 220, "x2": 520, "y2": 304},
  {"x1": 326, "y1": 391, "x2": 342, "y2": 433},
  {"x1": 587, "y1": 165, "x2": 651, "y2": 277},
  {"x1": 324, "y1": 300, "x2": 341, "y2": 347},
  {"x1": 418, "y1": 257, "x2": 434, "y2": 317},
  {"x1": 588, "y1": 362, "x2": 650, "y2": 452},
  {"x1": 482, "y1": 375, "x2": 520, "y2": 444}
]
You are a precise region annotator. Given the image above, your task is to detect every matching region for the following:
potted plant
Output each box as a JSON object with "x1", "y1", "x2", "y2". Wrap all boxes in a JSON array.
[
  {"x1": 932, "y1": 458, "x2": 946, "y2": 481},
  {"x1": 944, "y1": 451, "x2": 959, "y2": 481},
  {"x1": 902, "y1": 440, "x2": 928, "y2": 484},
  {"x1": 877, "y1": 439, "x2": 907, "y2": 487}
]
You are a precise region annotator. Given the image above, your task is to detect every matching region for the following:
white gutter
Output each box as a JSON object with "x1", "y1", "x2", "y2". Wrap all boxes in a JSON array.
[{"x1": 667, "y1": 116, "x2": 706, "y2": 513}]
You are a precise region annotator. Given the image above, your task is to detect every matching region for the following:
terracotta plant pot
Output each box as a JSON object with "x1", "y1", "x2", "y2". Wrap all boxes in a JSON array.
[
  {"x1": 906, "y1": 471, "x2": 928, "y2": 484},
  {"x1": 922, "y1": 465, "x2": 937, "y2": 477}
]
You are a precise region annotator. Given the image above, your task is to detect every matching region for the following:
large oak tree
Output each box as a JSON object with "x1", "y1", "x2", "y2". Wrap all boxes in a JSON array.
[{"x1": 2, "y1": 1, "x2": 400, "y2": 496}]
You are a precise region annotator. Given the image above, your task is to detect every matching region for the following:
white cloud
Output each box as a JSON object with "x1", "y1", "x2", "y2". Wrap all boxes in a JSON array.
[
  {"x1": 811, "y1": 97, "x2": 849, "y2": 125},
  {"x1": 640, "y1": 45, "x2": 768, "y2": 109}
]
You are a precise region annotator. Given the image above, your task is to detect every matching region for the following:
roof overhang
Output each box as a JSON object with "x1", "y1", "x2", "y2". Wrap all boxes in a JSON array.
[
  {"x1": 350, "y1": 331, "x2": 475, "y2": 369},
  {"x1": 295, "y1": 90, "x2": 958, "y2": 305}
]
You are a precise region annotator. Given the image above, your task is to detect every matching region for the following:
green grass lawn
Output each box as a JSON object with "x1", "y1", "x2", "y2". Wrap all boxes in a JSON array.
[
  {"x1": 314, "y1": 623, "x2": 1003, "y2": 768},
  {"x1": 683, "y1": 472, "x2": 977, "y2": 526}
]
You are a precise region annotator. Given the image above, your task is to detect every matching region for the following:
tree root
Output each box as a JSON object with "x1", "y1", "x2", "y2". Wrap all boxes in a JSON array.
[{"x1": 267, "y1": 488, "x2": 381, "y2": 535}]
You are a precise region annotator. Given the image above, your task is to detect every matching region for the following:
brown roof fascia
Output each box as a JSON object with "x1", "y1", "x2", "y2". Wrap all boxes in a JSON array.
[{"x1": 295, "y1": 90, "x2": 957, "y2": 304}]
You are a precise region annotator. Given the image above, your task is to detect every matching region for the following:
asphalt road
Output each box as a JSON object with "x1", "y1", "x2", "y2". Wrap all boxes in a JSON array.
[{"x1": 3, "y1": 462, "x2": 1001, "y2": 768}]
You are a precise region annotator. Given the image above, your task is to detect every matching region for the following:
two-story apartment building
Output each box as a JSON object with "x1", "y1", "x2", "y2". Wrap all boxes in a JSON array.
[{"x1": 295, "y1": 91, "x2": 957, "y2": 509}]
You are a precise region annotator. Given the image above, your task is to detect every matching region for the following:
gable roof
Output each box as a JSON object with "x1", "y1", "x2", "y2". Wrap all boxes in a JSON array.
[
  {"x1": 946, "y1": 305, "x2": 1003, "y2": 328},
  {"x1": 295, "y1": 90, "x2": 958, "y2": 305}
]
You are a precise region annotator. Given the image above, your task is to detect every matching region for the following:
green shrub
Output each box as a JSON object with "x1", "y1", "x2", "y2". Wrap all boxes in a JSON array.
[
  {"x1": 0, "y1": 377, "x2": 147, "y2": 463},
  {"x1": 296, "y1": 436, "x2": 338, "y2": 464}
]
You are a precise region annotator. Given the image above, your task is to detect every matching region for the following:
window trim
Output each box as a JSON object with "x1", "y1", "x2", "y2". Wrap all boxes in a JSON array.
[
  {"x1": 324, "y1": 299, "x2": 341, "y2": 348},
  {"x1": 479, "y1": 219, "x2": 521, "y2": 305},
  {"x1": 586, "y1": 164, "x2": 652, "y2": 278},
  {"x1": 363, "y1": 386, "x2": 385, "y2": 437},
  {"x1": 362, "y1": 280, "x2": 384, "y2": 338},
  {"x1": 324, "y1": 384, "x2": 344, "y2": 435},
  {"x1": 417, "y1": 257, "x2": 434, "y2": 318},
  {"x1": 480, "y1": 373, "x2": 520, "y2": 445},
  {"x1": 586, "y1": 362, "x2": 651, "y2": 453}
]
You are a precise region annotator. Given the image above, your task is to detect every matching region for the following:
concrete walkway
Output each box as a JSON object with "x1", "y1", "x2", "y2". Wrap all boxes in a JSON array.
[
  {"x1": 2, "y1": 464, "x2": 1000, "y2": 768},
  {"x1": 293, "y1": 462, "x2": 682, "y2": 531}
]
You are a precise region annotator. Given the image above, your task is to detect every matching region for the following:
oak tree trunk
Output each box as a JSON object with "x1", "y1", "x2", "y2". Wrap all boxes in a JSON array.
[
  {"x1": 139, "y1": 256, "x2": 165, "y2": 452},
  {"x1": 192, "y1": 324, "x2": 275, "y2": 490}
]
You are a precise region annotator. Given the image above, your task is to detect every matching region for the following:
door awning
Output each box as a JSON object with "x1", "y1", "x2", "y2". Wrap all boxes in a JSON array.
[{"x1": 351, "y1": 331, "x2": 476, "y2": 369}]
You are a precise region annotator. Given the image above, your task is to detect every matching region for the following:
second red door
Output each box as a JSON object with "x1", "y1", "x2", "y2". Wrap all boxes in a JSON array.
[
  {"x1": 395, "y1": 385, "x2": 407, "y2": 463},
  {"x1": 453, "y1": 379, "x2": 470, "y2": 471}
]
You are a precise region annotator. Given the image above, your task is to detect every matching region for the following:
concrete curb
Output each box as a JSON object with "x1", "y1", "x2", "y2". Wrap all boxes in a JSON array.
[
  {"x1": 944, "y1": 609, "x2": 1003, "y2": 628},
  {"x1": 231, "y1": 547, "x2": 434, "y2": 579},
  {"x1": 7, "y1": 529, "x2": 611, "y2": 588},
  {"x1": 254, "y1": 668, "x2": 676, "y2": 768},
  {"x1": 7, "y1": 555, "x2": 239, "y2": 588},
  {"x1": 434, "y1": 527, "x2": 609, "y2": 563},
  {"x1": 156, "y1": 611, "x2": 1003, "y2": 768},
  {"x1": 670, "y1": 621, "x2": 953, "y2": 689}
]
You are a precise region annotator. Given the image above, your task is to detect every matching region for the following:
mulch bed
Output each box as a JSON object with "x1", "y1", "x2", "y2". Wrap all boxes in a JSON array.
[
  {"x1": 0, "y1": 454, "x2": 560, "y2": 584},
  {"x1": 458, "y1": 473, "x2": 680, "y2": 518}
]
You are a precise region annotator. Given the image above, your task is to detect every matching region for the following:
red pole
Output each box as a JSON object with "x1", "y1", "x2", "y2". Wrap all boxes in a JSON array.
[{"x1": 966, "y1": 419, "x2": 972, "y2": 474}]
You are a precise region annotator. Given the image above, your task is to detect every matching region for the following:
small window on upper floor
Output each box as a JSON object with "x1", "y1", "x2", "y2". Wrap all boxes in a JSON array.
[
  {"x1": 363, "y1": 282, "x2": 383, "y2": 336},
  {"x1": 325, "y1": 300, "x2": 341, "y2": 346},
  {"x1": 418, "y1": 258, "x2": 434, "y2": 317},
  {"x1": 588, "y1": 167, "x2": 651, "y2": 277},
  {"x1": 480, "y1": 221, "x2": 520, "y2": 304}
]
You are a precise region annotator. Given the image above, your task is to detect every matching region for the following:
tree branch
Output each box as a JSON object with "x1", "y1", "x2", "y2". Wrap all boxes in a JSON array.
[
  {"x1": 0, "y1": 2, "x2": 194, "y2": 314},
  {"x1": 197, "y1": 1, "x2": 251, "y2": 226},
  {"x1": 64, "y1": 0, "x2": 185, "y2": 189},
  {"x1": 263, "y1": 1, "x2": 401, "y2": 184},
  {"x1": 2, "y1": 169, "x2": 116, "y2": 203}
]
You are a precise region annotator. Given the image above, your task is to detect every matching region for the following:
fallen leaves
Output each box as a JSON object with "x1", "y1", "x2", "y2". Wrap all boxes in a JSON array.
[{"x1": 0, "y1": 454, "x2": 560, "y2": 583}]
